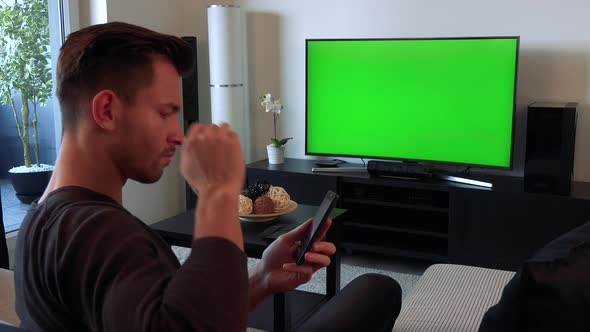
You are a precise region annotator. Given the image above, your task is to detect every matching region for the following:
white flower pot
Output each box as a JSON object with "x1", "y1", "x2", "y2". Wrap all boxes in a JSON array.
[{"x1": 267, "y1": 144, "x2": 285, "y2": 164}]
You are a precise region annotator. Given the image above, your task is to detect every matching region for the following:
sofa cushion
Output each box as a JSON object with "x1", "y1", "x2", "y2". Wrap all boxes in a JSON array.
[
  {"x1": 479, "y1": 220, "x2": 590, "y2": 331},
  {"x1": 393, "y1": 264, "x2": 514, "y2": 332}
]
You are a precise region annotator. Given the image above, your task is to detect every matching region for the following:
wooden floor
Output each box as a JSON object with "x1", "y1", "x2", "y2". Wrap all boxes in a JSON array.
[{"x1": 0, "y1": 268, "x2": 19, "y2": 326}]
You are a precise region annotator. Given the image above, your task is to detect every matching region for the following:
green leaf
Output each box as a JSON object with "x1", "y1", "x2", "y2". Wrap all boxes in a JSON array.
[
  {"x1": 271, "y1": 138, "x2": 280, "y2": 146},
  {"x1": 278, "y1": 137, "x2": 293, "y2": 146}
]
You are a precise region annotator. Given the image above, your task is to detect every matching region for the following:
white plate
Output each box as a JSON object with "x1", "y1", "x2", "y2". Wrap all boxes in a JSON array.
[{"x1": 239, "y1": 200, "x2": 298, "y2": 222}]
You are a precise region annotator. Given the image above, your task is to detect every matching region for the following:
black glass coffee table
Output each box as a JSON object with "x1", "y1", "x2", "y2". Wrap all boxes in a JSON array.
[{"x1": 150, "y1": 203, "x2": 346, "y2": 332}]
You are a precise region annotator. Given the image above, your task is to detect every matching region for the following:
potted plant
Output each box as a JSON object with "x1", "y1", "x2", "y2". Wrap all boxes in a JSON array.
[
  {"x1": 260, "y1": 93, "x2": 292, "y2": 164},
  {"x1": 0, "y1": 0, "x2": 54, "y2": 203}
]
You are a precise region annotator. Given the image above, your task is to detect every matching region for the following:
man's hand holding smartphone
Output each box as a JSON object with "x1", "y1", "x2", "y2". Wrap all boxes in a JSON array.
[
  {"x1": 253, "y1": 191, "x2": 339, "y2": 297},
  {"x1": 295, "y1": 190, "x2": 340, "y2": 265}
]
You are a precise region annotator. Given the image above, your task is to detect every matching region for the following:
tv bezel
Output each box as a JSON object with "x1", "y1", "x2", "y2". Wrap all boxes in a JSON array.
[{"x1": 305, "y1": 36, "x2": 520, "y2": 170}]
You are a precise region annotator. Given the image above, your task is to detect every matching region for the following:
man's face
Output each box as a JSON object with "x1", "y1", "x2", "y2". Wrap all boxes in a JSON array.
[{"x1": 115, "y1": 57, "x2": 183, "y2": 183}]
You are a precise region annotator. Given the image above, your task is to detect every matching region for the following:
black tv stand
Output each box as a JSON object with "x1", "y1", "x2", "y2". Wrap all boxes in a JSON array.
[{"x1": 246, "y1": 158, "x2": 590, "y2": 271}]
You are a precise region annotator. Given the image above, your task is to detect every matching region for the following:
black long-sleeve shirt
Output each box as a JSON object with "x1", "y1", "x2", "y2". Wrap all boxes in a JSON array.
[{"x1": 14, "y1": 186, "x2": 248, "y2": 331}]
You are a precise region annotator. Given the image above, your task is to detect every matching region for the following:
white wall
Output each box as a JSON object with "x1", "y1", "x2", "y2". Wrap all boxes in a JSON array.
[
  {"x1": 186, "y1": 0, "x2": 590, "y2": 180},
  {"x1": 77, "y1": 0, "x2": 188, "y2": 224},
  {"x1": 105, "y1": 0, "x2": 188, "y2": 224},
  {"x1": 78, "y1": 0, "x2": 105, "y2": 27}
]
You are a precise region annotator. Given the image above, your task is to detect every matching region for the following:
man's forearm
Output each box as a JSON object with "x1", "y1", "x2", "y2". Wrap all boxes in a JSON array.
[
  {"x1": 248, "y1": 262, "x2": 271, "y2": 311},
  {"x1": 194, "y1": 188, "x2": 244, "y2": 251}
]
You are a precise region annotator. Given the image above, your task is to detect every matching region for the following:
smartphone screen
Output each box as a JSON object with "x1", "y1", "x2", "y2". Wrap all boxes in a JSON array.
[{"x1": 296, "y1": 190, "x2": 339, "y2": 265}]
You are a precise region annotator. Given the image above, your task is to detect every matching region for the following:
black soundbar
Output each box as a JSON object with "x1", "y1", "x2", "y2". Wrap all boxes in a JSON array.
[{"x1": 367, "y1": 160, "x2": 433, "y2": 179}]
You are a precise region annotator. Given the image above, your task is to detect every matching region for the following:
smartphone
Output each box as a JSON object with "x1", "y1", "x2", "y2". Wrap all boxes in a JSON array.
[{"x1": 295, "y1": 190, "x2": 340, "y2": 265}]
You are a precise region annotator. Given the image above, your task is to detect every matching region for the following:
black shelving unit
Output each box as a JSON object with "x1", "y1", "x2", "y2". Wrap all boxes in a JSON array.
[
  {"x1": 340, "y1": 221, "x2": 448, "y2": 238},
  {"x1": 339, "y1": 179, "x2": 450, "y2": 260},
  {"x1": 342, "y1": 198, "x2": 449, "y2": 213}
]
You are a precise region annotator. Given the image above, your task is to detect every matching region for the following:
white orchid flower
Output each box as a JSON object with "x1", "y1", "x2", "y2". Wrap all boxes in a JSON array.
[
  {"x1": 259, "y1": 92, "x2": 292, "y2": 147},
  {"x1": 260, "y1": 93, "x2": 276, "y2": 112},
  {"x1": 272, "y1": 100, "x2": 283, "y2": 114},
  {"x1": 261, "y1": 93, "x2": 272, "y2": 103}
]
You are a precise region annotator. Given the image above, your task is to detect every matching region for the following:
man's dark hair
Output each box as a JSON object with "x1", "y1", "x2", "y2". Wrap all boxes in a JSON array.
[{"x1": 56, "y1": 21, "x2": 193, "y2": 131}]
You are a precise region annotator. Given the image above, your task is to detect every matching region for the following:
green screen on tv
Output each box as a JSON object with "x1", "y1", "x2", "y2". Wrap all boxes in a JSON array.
[{"x1": 306, "y1": 37, "x2": 519, "y2": 168}]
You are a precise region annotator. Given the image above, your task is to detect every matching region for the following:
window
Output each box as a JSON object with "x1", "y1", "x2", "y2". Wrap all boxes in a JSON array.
[{"x1": 1, "y1": 0, "x2": 76, "y2": 233}]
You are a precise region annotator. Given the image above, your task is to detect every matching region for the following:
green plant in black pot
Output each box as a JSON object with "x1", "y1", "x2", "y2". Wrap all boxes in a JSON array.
[{"x1": 0, "y1": 0, "x2": 54, "y2": 203}]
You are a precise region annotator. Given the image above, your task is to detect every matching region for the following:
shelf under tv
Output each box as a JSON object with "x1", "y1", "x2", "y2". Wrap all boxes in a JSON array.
[
  {"x1": 342, "y1": 197, "x2": 449, "y2": 213},
  {"x1": 341, "y1": 242, "x2": 449, "y2": 262},
  {"x1": 341, "y1": 221, "x2": 449, "y2": 239}
]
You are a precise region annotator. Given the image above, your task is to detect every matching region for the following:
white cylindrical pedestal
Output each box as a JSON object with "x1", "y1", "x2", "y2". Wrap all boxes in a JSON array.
[
  {"x1": 210, "y1": 87, "x2": 246, "y2": 145},
  {"x1": 207, "y1": 5, "x2": 249, "y2": 159}
]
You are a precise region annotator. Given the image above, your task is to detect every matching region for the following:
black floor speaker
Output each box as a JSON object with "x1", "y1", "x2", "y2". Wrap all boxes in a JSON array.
[
  {"x1": 524, "y1": 102, "x2": 577, "y2": 195},
  {"x1": 181, "y1": 36, "x2": 199, "y2": 124},
  {"x1": 181, "y1": 36, "x2": 199, "y2": 209}
]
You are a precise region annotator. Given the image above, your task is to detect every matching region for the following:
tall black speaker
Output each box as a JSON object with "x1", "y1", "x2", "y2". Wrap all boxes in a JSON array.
[
  {"x1": 181, "y1": 36, "x2": 199, "y2": 209},
  {"x1": 524, "y1": 102, "x2": 577, "y2": 195},
  {"x1": 181, "y1": 36, "x2": 199, "y2": 123}
]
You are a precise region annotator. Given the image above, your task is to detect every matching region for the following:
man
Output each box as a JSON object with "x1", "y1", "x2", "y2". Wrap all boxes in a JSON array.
[{"x1": 14, "y1": 22, "x2": 401, "y2": 331}]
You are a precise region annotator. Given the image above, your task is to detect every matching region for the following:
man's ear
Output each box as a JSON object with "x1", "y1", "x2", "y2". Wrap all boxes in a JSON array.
[{"x1": 91, "y1": 90, "x2": 120, "y2": 131}]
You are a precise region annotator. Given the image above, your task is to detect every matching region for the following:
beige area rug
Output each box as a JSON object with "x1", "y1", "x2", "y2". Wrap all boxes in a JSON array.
[{"x1": 172, "y1": 246, "x2": 420, "y2": 299}]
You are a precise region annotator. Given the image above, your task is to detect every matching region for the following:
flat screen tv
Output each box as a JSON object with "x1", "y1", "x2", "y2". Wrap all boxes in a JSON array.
[{"x1": 306, "y1": 37, "x2": 519, "y2": 169}]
